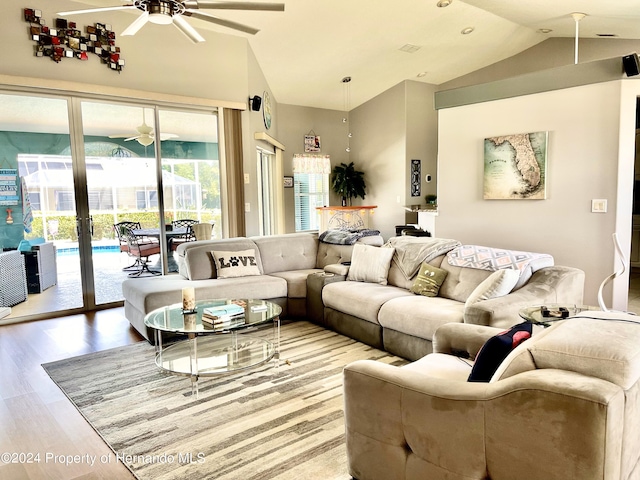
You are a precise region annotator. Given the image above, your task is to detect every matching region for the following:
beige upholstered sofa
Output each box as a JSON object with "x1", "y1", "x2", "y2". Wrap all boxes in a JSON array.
[
  {"x1": 121, "y1": 232, "x2": 382, "y2": 341},
  {"x1": 308, "y1": 236, "x2": 585, "y2": 361},
  {"x1": 343, "y1": 310, "x2": 640, "y2": 480}
]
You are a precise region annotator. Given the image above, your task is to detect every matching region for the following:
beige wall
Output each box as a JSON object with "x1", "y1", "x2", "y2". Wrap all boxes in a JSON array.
[
  {"x1": 1, "y1": 0, "x2": 250, "y2": 104},
  {"x1": 436, "y1": 81, "x2": 623, "y2": 307},
  {"x1": 278, "y1": 104, "x2": 352, "y2": 233}
]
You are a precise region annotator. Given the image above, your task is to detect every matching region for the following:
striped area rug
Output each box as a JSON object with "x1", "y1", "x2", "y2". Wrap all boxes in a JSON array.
[{"x1": 42, "y1": 321, "x2": 406, "y2": 480}]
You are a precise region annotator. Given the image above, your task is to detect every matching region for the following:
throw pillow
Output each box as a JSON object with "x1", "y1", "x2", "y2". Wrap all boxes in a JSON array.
[
  {"x1": 467, "y1": 322, "x2": 533, "y2": 382},
  {"x1": 211, "y1": 249, "x2": 261, "y2": 279},
  {"x1": 465, "y1": 269, "x2": 521, "y2": 306},
  {"x1": 347, "y1": 243, "x2": 395, "y2": 285},
  {"x1": 410, "y1": 262, "x2": 448, "y2": 297}
]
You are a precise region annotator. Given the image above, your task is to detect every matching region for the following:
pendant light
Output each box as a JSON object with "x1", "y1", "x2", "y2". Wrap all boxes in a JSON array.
[{"x1": 342, "y1": 76, "x2": 352, "y2": 153}]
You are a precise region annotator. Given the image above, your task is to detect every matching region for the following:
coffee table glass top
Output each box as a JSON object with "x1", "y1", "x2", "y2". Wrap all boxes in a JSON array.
[
  {"x1": 144, "y1": 299, "x2": 282, "y2": 334},
  {"x1": 519, "y1": 304, "x2": 600, "y2": 326}
]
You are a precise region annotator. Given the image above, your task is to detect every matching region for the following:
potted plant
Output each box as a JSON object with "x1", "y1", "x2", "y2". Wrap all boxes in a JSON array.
[{"x1": 331, "y1": 162, "x2": 366, "y2": 206}]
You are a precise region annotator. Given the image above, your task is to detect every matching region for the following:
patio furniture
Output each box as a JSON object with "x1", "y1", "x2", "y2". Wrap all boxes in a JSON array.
[
  {"x1": 192, "y1": 222, "x2": 213, "y2": 241},
  {"x1": 170, "y1": 219, "x2": 198, "y2": 250},
  {"x1": 0, "y1": 250, "x2": 28, "y2": 306},
  {"x1": 122, "y1": 226, "x2": 161, "y2": 277},
  {"x1": 23, "y1": 241, "x2": 57, "y2": 293},
  {"x1": 114, "y1": 221, "x2": 149, "y2": 271}
]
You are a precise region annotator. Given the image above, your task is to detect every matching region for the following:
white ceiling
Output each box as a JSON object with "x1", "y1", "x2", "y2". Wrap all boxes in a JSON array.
[{"x1": 40, "y1": 1, "x2": 640, "y2": 111}]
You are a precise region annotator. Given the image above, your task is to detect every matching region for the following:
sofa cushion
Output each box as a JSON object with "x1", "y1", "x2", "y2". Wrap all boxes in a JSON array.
[
  {"x1": 468, "y1": 322, "x2": 533, "y2": 382},
  {"x1": 402, "y1": 352, "x2": 473, "y2": 381},
  {"x1": 316, "y1": 235, "x2": 384, "y2": 268},
  {"x1": 212, "y1": 248, "x2": 261, "y2": 278},
  {"x1": 177, "y1": 238, "x2": 263, "y2": 280},
  {"x1": 347, "y1": 244, "x2": 395, "y2": 285},
  {"x1": 122, "y1": 274, "x2": 288, "y2": 315},
  {"x1": 528, "y1": 313, "x2": 640, "y2": 389},
  {"x1": 439, "y1": 263, "x2": 494, "y2": 303},
  {"x1": 268, "y1": 268, "x2": 322, "y2": 298},
  {"x1": 464, "y1": 269, "x2": 520, "y2": 306},
  {"x1": 252, "y1": 233, "x2": 318, "y2": 274},
  {"x1": 323, "y1": 281, "x2": 411, "y2": 324},
  {"x1": 388, "y1": 254, "x2": 445, "y2": 290},
  {"x1": 410, "y1": 262, "x2": 448, "y2": 297},
  {"x1": 378, "y1": 295, "x2": 465, "y2": 341}
]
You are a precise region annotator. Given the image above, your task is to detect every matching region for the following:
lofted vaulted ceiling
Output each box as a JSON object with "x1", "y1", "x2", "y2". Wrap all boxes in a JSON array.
[{"x1": 43, "y1": 1, "x2": 640, "y2": 110}]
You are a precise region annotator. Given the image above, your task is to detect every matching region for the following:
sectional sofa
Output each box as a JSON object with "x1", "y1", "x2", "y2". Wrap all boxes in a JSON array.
[
  {"x1": 122, "y1": 233, "x2": 585, "y2": 361},
  {"x1": 122, "y1": 232, "x2": 382, "y2": 341}
]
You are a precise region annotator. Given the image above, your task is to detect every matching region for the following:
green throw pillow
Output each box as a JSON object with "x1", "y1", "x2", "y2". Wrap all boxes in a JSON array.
[{"x1": 410, "y1": 263, "x2": 448, "y2": 297}]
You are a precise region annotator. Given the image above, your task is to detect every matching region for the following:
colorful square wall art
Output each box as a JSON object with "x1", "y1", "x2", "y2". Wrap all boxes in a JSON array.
[{"x1": 483, "y1": 131, "x2": 548, "y2": 200}]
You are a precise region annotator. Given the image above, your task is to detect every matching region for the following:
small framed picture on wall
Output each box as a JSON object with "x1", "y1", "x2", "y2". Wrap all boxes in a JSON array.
[
  {"x1": 283, "y1": 176, "x2": 294, "y2": 188},
  {"x1": 304, "y1": 135, "x2": 321, "y2": 152}
]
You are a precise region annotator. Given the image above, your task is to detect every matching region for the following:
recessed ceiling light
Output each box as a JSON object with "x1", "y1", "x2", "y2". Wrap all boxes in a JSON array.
[
  {"x1": 538, "y1": 28, "x2": 552, "y2": 34},
  {"x1": 437, "y1": 0, "x2": 452, "y2": 7},
  {"x1": 461, "y1": 27, "x2": 474, "y2": 35},
  {"x1": 417, "y1": 72, "x2": 427, "y2": 78},
  {"x1": 399, "y1": 44, "x2": 421, "y2": 53}
]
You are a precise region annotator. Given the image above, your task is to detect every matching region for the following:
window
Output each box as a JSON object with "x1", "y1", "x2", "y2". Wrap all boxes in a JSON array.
[
  {"x1": 293, "y1": 154, "x2": 331, "y2": 232},
  {"x1": 136, "y1": 190, "x2": 158, "y2": 209},
  {"x1": 294, "y1": 173, "x2": 329, "y2": 231}
]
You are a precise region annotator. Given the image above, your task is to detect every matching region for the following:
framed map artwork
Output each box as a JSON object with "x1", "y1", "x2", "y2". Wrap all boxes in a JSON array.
[{"x1": 483, "y1": 131, "x2": 548, "y2": 200}]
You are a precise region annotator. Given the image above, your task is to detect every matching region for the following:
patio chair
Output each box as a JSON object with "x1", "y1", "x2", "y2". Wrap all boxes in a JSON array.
[
  {"x1": 192, "y1": 222, "x2": 214, "y2": 241},
  {"x1": 114, "y1": 221, "x2": 143, "y2": 271},
  {"x1": 170, "y1": 219, "x2": 198, "y2": 250},
  {"x1": 122, "y1": 226, "x2": 161, "y2": 277}
]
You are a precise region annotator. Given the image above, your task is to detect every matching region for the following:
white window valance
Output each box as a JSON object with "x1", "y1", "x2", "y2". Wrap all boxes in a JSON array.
[{"x1": 293, "y1": 154, "x2": 331, "y2": 174}]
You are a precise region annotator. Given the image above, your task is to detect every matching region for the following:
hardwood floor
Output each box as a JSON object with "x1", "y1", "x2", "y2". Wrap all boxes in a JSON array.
[{"x1": 0, "y1": 308, "x2": 143, "y2": 479}]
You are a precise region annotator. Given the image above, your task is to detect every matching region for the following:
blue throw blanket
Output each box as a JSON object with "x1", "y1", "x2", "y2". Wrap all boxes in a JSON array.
[{"x1": 319, "y1": 229, "x2": 381, "y2": 245}]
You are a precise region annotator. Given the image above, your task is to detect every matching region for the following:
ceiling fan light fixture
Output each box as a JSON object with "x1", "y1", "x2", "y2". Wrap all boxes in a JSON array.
[
  {"x1": 148, "y1": 1, "x2": 174, "y2": 24},
  {"x1": 436, "y1": 0, "x2": 452, "y2": 7},
  {"x1": 137, "y1": 135, "x2": 155, "y2": 147}
]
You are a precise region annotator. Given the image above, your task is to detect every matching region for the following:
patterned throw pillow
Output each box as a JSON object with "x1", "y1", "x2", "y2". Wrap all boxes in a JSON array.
[
  {"x1": 211, "y1": 249, "x2": 261, "y2": 278},
  {"x1": 467, "y1": 322, "x2": 533, "y2": 382},
  {"x1": 410, "y1": 262, "x2": 448, "y2": 297}
]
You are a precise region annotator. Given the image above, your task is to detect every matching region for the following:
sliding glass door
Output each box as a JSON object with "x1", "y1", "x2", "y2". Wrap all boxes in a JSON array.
[
  {"x1": 0, "y1": 92, "x2": 84, "y2": 318},
  {"x1": 0, "y1": 91, "x2": 222, "y2": 320}
]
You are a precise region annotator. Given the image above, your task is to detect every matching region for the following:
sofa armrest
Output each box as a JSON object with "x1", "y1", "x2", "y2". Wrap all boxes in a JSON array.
[
  {"x1": 432, "y1": 323, "x2": 505, "y2": 358},
  {"x1": 464, "y1": 266, "x2": 585, "y2": 329},
  {"x1": 306, "y1": 271, "x2": 346, "y2": 326},
  {"x1": 324, "y1": 263, "x2": 349, "y2": 276}
]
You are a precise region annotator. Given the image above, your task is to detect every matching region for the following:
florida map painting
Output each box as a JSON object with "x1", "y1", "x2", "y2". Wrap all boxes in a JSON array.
[{"x1": 483, "y1": 131, "x2": 548, "y2": 200}]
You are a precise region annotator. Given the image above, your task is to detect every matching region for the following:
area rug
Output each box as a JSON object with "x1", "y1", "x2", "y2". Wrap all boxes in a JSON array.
[{"x1": 42, "y1": 321, "x2": 406, "y2": 480}]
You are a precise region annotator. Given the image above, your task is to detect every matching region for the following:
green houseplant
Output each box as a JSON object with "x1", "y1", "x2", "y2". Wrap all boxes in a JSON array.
[{"x1": 331, "y1": 162, "x2": 366, "y2": 206}]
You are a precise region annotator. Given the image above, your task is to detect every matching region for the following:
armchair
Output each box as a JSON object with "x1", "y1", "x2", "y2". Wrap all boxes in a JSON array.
[
  {"x1": 122, "y1": 226, "x2": 161, "y2": 277},
  {"x1": 344, "y1": 312, "x2": 640, "y2": 480},
  {"x1": 170, "y1": 219, "x2": 198, "y2": 250}
]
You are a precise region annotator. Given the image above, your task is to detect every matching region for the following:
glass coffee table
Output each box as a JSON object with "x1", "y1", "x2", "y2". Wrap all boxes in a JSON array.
[
  {"x1": 144, "y1": 298, "x2": 281, "y2": 398},
  {"x1": 519, "y1": 303, "x2": 599, "y2": 327}
]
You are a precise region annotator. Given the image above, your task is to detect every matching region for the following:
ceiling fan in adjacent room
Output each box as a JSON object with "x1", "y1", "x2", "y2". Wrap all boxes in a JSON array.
[
  {"x1": 108, "y1": 110, "x2": 178, "y2": 146},
  {"x1": 58, "y1": 0, "x2": 285, "y2": 43}
]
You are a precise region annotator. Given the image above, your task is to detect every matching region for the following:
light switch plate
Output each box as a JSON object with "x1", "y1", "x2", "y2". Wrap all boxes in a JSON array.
[
  {"x1": 245, "y1": 202, "x2": 251, "y2": 212},
  {"x1": 244, "y1": 174, "x2": 250, "y2": 184},
  {"x1": 592, "y1": 199, "x2": 607, "y2": 213}
]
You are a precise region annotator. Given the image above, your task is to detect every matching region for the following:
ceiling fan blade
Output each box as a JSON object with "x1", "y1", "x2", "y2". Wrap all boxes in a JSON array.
[
  {"x1": 184, "y1": 11, "x2": 259, "y2": 35},
  {"x1": 58, "y1": 5, "x2": 136, "y2": 16},
  {"x1": 123, "y1": 136, "x2": 140, "y2": 142},
  {"x1": 184, "y1": 1, "x2": 284, "y2": 11},
  {"x1": 173, "y1": 15, "x2": 206, "y2": 43},
  {"x1": 108, "y1": 134, "x2": 136, "y2": 139},
  {"x1": 122, "y1": 11, "x2": 150, "y2": 36},
  {"x1": 158, "y1": 133, "x2": 180, "y2": 140}
]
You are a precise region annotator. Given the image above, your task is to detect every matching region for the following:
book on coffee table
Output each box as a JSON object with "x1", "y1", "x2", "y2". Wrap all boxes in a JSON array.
[{"x1": 202, "y1": 304, "x2": 245, "y2": 320}]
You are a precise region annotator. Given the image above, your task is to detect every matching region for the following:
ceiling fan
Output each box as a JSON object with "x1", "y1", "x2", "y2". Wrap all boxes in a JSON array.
[
  {"x1": 108, "y1": 109, "x2": 178, "y2": 146},
  {"x1": 58, "y1": 1, "x2": 285, "y2": 43}
]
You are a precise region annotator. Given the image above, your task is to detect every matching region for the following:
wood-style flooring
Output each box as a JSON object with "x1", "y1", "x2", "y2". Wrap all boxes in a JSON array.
[{"x1": 0, "y1": 308, "x2": 142, "y2": 479}]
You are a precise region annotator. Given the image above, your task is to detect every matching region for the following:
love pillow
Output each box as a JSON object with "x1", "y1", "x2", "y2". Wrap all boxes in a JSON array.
[{"x1": 211, "y1": 249, "x2": 261, "y2": 278}]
